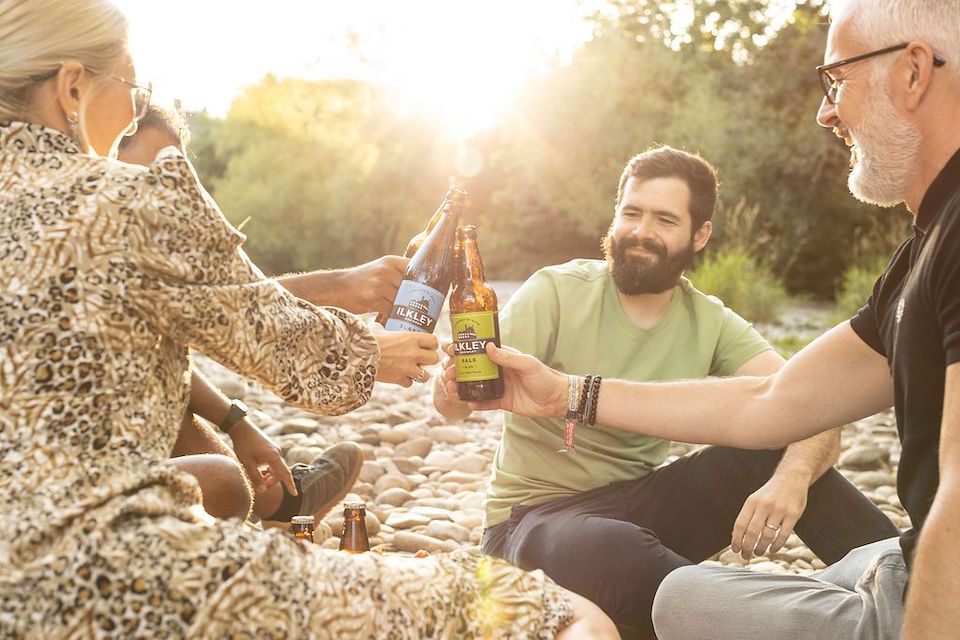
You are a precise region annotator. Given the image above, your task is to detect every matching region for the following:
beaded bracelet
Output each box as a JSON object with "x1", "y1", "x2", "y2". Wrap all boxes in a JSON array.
[
  {"x1": 586, "y1": 376, "x2": 602, "y2": 425},
  {"x1": 559, "y1": 374, "x2": 578, "y2": 453}
]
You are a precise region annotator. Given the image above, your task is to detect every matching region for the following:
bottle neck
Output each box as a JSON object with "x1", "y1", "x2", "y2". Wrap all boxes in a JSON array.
[{"x1": 459, "y1": 237, "x2": 486, "y2": 285}]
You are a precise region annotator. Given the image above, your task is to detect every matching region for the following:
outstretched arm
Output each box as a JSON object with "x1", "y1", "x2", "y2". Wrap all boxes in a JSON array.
[{"x1": 451, "y1": 321, "x2": 894, "y2": 450}]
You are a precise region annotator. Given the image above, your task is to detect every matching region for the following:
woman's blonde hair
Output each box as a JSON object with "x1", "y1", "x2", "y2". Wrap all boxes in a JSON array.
[{"x1": 0, "y1": 0, "x2": 128, "y2": 121}]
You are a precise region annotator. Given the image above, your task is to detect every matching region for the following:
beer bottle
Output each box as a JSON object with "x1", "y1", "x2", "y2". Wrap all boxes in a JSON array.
[
  {"x1": 450, "y1": 226, "x2": 504, "y2": 401},
  {"x1": 290, "y1": 515, "x2": 315, "y2": 544},
  {"x1": 339, "y1": 503, "x2": 371, "y2": 553},
  {"x1": 384, "y1": 189, "x2": 465, "y2": 334},
  {"x1": 404, "y1": 186, "x2": 466, "y2": 258}
]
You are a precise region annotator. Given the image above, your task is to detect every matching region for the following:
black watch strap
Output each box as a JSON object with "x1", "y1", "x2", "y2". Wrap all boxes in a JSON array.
[{"x1": 219, "y1": 399, "x2": 249, "y2": 433}]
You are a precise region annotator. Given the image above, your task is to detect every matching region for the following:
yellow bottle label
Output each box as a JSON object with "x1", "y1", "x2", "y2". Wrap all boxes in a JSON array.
[{"x1": 451, "y1": 311, "x2": 501, "y2": 382}]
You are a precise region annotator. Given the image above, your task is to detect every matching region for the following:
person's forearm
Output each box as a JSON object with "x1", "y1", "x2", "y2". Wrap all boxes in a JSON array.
[
  {"x1": 771, "y1": 427, "x2": 842, "y2": 487},
  {"x1": 189, "y1": 369, "x2": 233, "y2": 426},
  {"x1": 901, "y1": 489, "x2": 960, "y2": 639},
  {"x1": 276, "y1": 270, "x2": 346, "y2": 308}
]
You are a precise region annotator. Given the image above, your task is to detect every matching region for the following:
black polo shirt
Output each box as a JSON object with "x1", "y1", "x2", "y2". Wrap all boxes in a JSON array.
[{"x1": 849, "y1": 147, "x2": 960, "y2": 569}]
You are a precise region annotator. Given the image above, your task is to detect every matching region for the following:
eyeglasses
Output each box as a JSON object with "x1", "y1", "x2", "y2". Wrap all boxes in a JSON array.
[
  {"x1": 816, "y1": 43, "x2": 946, "y2": 104},
  {"x1": 110, "y1": 76, "x2": 152, "y2": 122}
]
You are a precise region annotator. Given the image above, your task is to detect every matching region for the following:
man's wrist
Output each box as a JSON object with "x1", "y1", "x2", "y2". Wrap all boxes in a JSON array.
[{"x1": 219, "y1": 399, "x2": 249, "y2": 434}]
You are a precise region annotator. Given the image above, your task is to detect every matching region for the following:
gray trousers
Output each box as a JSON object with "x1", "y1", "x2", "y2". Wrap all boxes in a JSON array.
[{"x1": 651, "y1": 537, "x2": 907, "y2": 640}]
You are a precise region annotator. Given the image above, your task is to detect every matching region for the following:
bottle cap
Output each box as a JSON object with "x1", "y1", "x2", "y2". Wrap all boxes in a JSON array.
[
  {"x1": 343, "y1": 502, "x2": 366, "y2": 511},
  {"x1": 291, "y1": 515, "x2": 315, "y2": 525}
]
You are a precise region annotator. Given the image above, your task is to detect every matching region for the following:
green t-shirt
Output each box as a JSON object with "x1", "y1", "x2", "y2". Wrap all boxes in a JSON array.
[{"x1": 485, "y1": 259, "x2": 772, "y2": 527}]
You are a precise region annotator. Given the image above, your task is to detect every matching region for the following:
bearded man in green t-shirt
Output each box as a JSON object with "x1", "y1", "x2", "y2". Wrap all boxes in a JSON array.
[{"x1": 434, "y1": 146, "x2": 897, "y2": 637}]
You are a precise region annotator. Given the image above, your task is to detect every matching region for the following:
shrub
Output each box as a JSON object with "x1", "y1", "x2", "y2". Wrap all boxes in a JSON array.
[
  {"x1": 831, "y1": 258, "x2": 889, "y2": 324},
  {"x1": 687, "y1": 249, "x2": 787, "y2": 324}
]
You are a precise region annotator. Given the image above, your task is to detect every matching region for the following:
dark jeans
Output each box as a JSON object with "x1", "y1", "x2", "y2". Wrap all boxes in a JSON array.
[{"x1": 482, "y1": 446, "x2": 899, "y2": 638}]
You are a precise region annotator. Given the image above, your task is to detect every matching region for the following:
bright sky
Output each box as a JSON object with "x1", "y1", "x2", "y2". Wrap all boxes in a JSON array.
[{"x1": 114, "y1": 0, "x2": 600, "y2": 137}]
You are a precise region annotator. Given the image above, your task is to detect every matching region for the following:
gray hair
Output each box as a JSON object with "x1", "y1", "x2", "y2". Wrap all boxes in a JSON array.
[
  {"x1": 0, "y1": 0, "x2": 129, "y2": 121},
  {"x1": 835, "y1": 0, "x2": 960, "y2": 80}
]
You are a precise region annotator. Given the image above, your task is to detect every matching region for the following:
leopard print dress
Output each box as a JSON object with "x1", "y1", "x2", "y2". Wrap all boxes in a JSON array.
[{"x1": 0, "y1": 122, "x2": 572, "y2": 638}]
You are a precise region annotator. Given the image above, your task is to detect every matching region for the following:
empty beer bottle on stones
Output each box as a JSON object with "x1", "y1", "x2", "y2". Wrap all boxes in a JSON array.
[
  {"x1": 385, "y1": 189, "x2": 465, "y2": 333},
  {"x1": 339, "y1": 503, "x2": 370, "y2": 553},
  {"x1": 450, "y1": 226, "x2": 504, "y2": 401},
  {"x1": 404, "y1": 186, "x2": 467, "y2": 258},
  {"x1": 289, "y1": 515, "x2": 315, "y2": 544}
]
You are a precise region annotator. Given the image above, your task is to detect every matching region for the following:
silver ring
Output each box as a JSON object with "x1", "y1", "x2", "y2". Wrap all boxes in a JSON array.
[
  {"x1": 413, "y1": 367, "x2": 428, "y2": 384},
  {"x1": 764, "y1": 523, "x2": 780, "y2": 532}
]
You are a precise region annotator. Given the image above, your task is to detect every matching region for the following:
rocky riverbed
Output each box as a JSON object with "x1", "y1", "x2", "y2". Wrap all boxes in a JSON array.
[{"x1": 193, "y1": 287, "x2": 908, "y2": 574}]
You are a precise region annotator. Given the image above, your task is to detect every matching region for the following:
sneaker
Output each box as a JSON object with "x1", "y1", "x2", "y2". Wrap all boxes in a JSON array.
[{"x1": 291, "y1": 442, "x2": 364, "y2": 520}]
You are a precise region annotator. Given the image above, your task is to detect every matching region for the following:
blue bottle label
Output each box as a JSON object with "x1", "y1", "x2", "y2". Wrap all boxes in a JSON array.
[{"x1": 384, "y1": 280, "x2": 445, "y2": 333}]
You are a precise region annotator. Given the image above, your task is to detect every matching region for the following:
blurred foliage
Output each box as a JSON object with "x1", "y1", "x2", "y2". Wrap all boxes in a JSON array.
[
  {"x1": 831, "y1": 257, "x2": 890, "y2": 323},
  {"x1": 688, "y1": 249, "x2": 787, "y2": 323},
  {"x1": 185, "y1": 0, "x2": 913, "y2": 297}
]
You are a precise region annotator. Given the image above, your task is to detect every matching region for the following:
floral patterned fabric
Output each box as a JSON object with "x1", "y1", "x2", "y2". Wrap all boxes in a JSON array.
[{"x1": 0, "y1": 122, "x2": 571, "y2": 638}]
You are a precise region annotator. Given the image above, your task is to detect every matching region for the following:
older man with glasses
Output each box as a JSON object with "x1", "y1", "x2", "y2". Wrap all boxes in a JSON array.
[{"x1": 644, "y1": 2, "x2": 959, "y2": 637}]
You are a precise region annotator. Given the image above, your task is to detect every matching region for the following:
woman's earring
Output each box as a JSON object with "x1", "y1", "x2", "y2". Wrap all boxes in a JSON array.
[{"x1": 66, "y1": 112, "x2": 81, "y2": 145}]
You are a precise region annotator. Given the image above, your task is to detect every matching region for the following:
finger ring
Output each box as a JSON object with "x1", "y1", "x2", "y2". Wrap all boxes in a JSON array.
[
  {"x1": 414, "y1": 367, "x2": 428, "y2": 383},
  {"x1": 764, "y1": 523, "x2": 780, "y2": 532}
]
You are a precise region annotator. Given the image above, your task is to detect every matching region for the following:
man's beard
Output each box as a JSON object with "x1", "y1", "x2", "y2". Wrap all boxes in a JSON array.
[
  {"x1": 602, "y1": 231, "x2": 696, "y2": 295},
  {"x1": 847, "y1": 77, "x2": 922, "y2": 208}
]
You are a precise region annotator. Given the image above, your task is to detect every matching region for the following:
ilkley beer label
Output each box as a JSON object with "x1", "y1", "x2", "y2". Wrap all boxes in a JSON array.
[
  {"x1": 451, "y1": 311, "x2": 501, "y2": 381},
  {"x1": 384, "y1": 281, "x2": 445, "y2": 333}
]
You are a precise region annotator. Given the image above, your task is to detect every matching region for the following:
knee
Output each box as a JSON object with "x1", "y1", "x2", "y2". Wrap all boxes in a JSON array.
[
  {"x1": 190, "y1": 454, "x2": 253, "y2": 520},
  {"x1": 651, "y1": 566, "x2": 715, "y2": 638}
]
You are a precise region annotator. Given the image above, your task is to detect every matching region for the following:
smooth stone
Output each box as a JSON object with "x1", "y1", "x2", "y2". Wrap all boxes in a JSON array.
[
  {"x1": 839, "y1": 446, "x2": 890, "y2": 470},
  {"x1": 286, "y1": 446, "x2": 324, "y2": 466},
  {"x1": 352, "y1": 482, "x2": 375, "y2": 497},
  {"x1": 218, "y1": 378, "x2": 247, "y2": 399},
  {"x1": 280, "y1": 417, "x2": 322, "y2": 435},
  {"x1": 718, "y1": 549, "x2": 748, "y2": 566},
  {"x1": 311, "y1": 521, "x2": 333, "y2": 544},
  {"x1": 393, "y1": 531, "x2": 458, "y2": 554},
  {"x1": 452, "y1": 453, "x2": 489, "y2": 474},
  {"x1": 385, "y1": 511, "x2": 431, "y2": 529},
  {"x1": 395, "y1": 418, "x2": 432, "y2": 437},
  {"x1": 364, "y1": 512, "x2": 381, "y2": 537},
  {"x1": 357, "y1": 443, "x2": 377, "y2": 461},
  {"x1": 376, "y1": 488, "x2": 414, "y2": 508},
  {"x1": 374, "y1": 473, "x2": 413, "y2": 493},
  {"x1": 428, "y1": 426, "x2": 468, "y2": 444},
  {"x1": 424, "y1": 520, "x2": 472, "y2": 543},
  {"x1": 359, "y1": 461, "x2": 386, "y2": 484},
  {"x1": 410, "y1": 488, "x2": 434, "y2": 499},
  {"x1": 452, "y1": 513, "x2": 483, "y2": 530},
  {"x1": 408, "y1": 506, "x2": 455, "y2": 521},
  {"x1": 457, "y1": 493, "x2": 485, "y2": 510},
  {"x1": 391, "y1": 457, "x2": 421, "y2": 475},
  {"x1": 423, "y1": 451, "x2": 458, "y2": 470},
  {"x1": 856, "y1": 471, "x2": 898, "y2": 489},
  {"x1": 395, "y1": 437, "x2": 432, "y2": 459},
  {"x1": 873, "y1": 485, "x2": 897, "y2": 500},
  {"x1": 440, "y1": 471, "x2": 482, "y2": 484},
  {"x1": 321, "y1": 537, "x2": 340, "y2": 550},
  {"x1": 748, "y1": 561, "x2": 784, "y2": 573},
  {"x1": 411, "y1": 498, "x2": 460, "y2": 511},
  {"x1": 380, "y1": 459, "x2": 401, "y2": 475},
  {"x1": 378, "y1": 427, "x2": 410, "y2": 445}
]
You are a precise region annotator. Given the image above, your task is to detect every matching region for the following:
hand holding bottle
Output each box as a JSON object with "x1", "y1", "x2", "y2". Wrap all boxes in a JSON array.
[{"x1": 371, "y1": 323, "x2": 440, "y2": 387}]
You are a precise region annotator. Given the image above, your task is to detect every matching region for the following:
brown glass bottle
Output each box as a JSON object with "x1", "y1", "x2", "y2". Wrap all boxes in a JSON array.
[
  {"x1": 404, "y1": 186, "x2": 466, "y2": 258},
  {"x1": 289, "y1": 515, "x2": 315, "y2": 544},
  {"x1": 449, "y1": 226, "x2": 504, "y2": 401},
  {"x1": 384, "y1": 189, "x2": 466, "y2": 334},
  {"x1": 339, "y1": 503, "x2": 371, "y2": 553}
]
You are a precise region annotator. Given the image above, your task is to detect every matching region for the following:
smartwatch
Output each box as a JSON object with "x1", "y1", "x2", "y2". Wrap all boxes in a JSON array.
[{"x1": 219, "y1": 399, "x2": 250, "y2": 434}]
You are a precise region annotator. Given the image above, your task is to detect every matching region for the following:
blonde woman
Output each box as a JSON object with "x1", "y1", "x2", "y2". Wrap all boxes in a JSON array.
[{"x1": 0, "y1": 1, "x2": 616, "y2": 637}]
